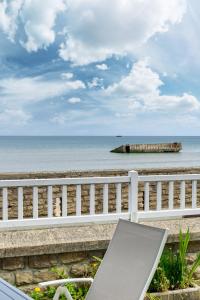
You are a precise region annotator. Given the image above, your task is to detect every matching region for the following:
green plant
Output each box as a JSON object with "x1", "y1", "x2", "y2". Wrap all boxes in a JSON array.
[
  {"x1": 146, "y1": 294, "x2": 160, "y2": 300},
  {"x1": 179, "y1": 228, "x2": 200, "y2": 287},
  {"x1": 89, "y1": 256, "x2": 102, "y2": 277},
  {"x1": 30, "y1": 286, "x2": 57, "y2": 300},
  {"x1": 30, "y1": 267, "x2": 89, "y2": 300},
  {"x1": 149, "y1": 228, "x2": 200, "y2": 293},
  {"x1": 30, "y1": 259, "x2": 101, "y2": 300},
  {"x1": 159, "y1": 248, "x2": 183, "y2": 290},
  {"x1": 31, "y1": 282, "x2": 89, "y2": 300},
  {"x1": 51, "y1": 267, "x2": 68, "y2": 279},
  {"x1": 149, "y1": 266, "x2": 170, "y2": 292}
]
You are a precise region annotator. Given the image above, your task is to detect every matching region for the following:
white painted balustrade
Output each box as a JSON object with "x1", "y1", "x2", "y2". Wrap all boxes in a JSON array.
[
  {"x1": 0, "y1": 175, "x2": 130, "y2": 228},
  {"x1": 0, "y1": 172, "x2": 200, "y2": 229},
  {"x1": 137, "y1": 174, "x2": 200, "y2": 220}
]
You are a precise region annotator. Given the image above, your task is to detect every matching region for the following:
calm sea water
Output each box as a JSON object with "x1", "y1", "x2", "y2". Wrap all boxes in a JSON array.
[{"x1": 0, "y1": 136, "x2": 200, "y2": 172}]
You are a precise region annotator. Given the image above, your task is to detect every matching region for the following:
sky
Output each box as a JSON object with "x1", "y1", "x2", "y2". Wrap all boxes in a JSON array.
[{"x1": 0, "y1": 0, "x2": 200, "y2": 135}]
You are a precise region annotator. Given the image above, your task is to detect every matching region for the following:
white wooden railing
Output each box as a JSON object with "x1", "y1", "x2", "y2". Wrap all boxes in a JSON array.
[
  {"x1": 137, "y1": 174, "x2": 200, "y2": 220},
  {"x1": 0, "y1": 171, "x2": 200, "y2": 229},
  {"x1": 0, "y1": 174, "x2": 132, "y2": 229}
]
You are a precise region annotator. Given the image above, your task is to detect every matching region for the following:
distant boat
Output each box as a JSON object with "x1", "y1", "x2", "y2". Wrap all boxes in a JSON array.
[
  {"x1": 111, "y1": 142, "x2": 182, "y2": 153},
  {"x1": 116, "y1": 135, "x2": 122, "y2": 137}
]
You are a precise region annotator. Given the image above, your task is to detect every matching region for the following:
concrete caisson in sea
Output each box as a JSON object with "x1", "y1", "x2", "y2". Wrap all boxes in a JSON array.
[{"x1": 111, "y1": 142, "x2": 182, "y2": 153}]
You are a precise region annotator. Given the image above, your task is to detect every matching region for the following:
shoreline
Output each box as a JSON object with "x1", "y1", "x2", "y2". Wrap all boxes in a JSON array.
[{"x1": 0, "y1": 166, "x2": 200, "y2": 179}]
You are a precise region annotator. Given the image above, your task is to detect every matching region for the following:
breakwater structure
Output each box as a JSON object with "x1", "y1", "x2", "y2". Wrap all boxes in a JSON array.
[{"x1": 111, "y1": 142, "x2": 182, "y2": 153}]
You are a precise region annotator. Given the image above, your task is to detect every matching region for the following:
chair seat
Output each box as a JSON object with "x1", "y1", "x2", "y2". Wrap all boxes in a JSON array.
[{"x1": 0, "y1": 278, "x2": 32, "y2": 299}]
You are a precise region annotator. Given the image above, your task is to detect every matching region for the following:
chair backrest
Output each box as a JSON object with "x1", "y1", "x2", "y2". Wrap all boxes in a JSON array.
[
  {"x1": 86, "y1": 219, "x2": 168, "y2": 300},
  {"x1": 0, "y1": 278, "x2": 32, "y2": 299}
]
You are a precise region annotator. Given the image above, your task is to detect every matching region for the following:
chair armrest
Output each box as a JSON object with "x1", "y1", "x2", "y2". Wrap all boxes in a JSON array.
[{"x1": 39, "y1": 277, "x2": 93, "y2": 288}]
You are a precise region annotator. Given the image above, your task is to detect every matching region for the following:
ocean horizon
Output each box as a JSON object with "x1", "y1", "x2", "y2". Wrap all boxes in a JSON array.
[{"x1": 0, "y1": 136, "x2": 200, "y2": 172}]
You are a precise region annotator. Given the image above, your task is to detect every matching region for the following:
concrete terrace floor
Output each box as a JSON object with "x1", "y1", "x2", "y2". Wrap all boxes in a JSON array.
[{"x1": 1, "y1": 217, "x2": 200, "y2": 258}]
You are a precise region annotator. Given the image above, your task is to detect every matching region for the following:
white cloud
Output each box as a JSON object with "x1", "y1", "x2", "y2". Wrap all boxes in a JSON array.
[
  {"x1": 96, "y1": 63, "x2": 108, "y2": 70},
  {"x1": 52, "y1": 109, "x2": 94, "y2": 125},
  {"x1": 88, "y1": 77, "x2": 103, "y2": 89},
  {"x1": 68, "y1": 97, "x2": 81, "y2": 104},
  {"x1": 106, "y1": 59, "x2": 162, "y2": 97},
  {"x1": 0, "y1": 76, "x2": 85, "y2": 105},
  {"x1": 20, "y1": 0, "x2": 67, "y2": 52},
  {"x1": 59, "y1": 36, "x2": 114, "y2": 66},
  {"x1": 61, "y1": 72, "x2": 74, "y2": 80},
  {"x1": 0, "y1": 0, "x2": 187, "y2": 65},
  {"x1": 0, "y1": 0, "x2": 23, "y2": 41},
  {"x1": 0, "y1": 75, "x2": 85, "y2": 128},
  {"x1": 104, "y1": 59, "x2": 200, "y2": 114},
  {"x1": 0, "y1": 109, "x2": 31, "y2": 125},
  {"x1": 59, "y1": 0, "x2": 187, "y2": 65},
  {"x1": 0, "y1": 2, "x2": 10, "y2": 33}
]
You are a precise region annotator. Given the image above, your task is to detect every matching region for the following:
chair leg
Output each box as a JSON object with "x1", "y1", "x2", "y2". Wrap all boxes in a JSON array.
[{"x1": 53, "y1": 286, "x2": 73, "y2": 300}]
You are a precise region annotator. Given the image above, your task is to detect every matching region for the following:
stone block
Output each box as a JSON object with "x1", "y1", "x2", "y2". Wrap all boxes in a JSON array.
[
  {"x1": 59, "y1": 252, "x2": 87, "y2": 264},
  {"x1": 194, "y1": 266, "x2": 200, "y2": 279},
  {"x1": 16, "y1": 271, "x2": 33, "y2": 285},
  {"x1": 70, "y1": 263, "x2": 89, "y2": 277},
  {"x1": 186, "y1": 253, "x2": 197, "y2": 265},
  {"x1": 3, "y1": 257, "x2": 24, "y2": 270},
  {"x1": 19, "y1": 284, "x2": 37, "y2": 294},
  {"x1": 0, "y1": 271, "x2": 15, "y2": 285},
  {"x1": 33, "y1": 269, "x2": 58, "y2": 283},
  {"x1": 29, "y1": 254, "x2": 58, "y2": 269}
]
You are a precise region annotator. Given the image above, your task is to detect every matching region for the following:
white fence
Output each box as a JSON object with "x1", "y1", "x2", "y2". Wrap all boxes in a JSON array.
[
  {"x1": 0, "y1": 171, "x2": 200, "y2": 229},
  {"x1": 137, "y1": 173, "x2": 200, "y2": 220}
]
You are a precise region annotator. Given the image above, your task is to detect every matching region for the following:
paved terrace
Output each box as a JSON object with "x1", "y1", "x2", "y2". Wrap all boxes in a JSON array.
[{"x1": 1, "y1": 217, "x2": 200, "y2": 258}]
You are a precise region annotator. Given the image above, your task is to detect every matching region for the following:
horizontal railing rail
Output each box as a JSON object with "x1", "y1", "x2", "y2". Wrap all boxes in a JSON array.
[
  {"x1": 0, "y1": 176, "x2": 130, "y2": 187},
  {"x1": 0, "y1": 171, "x2": 200, "y2": 229},
  {"x1": 139, "y1": 174, "x2": 200, "y2": 182}
]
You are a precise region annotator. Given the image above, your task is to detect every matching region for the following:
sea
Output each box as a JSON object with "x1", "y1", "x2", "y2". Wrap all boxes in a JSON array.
[{"x1": 0, "y1": 136, "x2": 200, "y2": 173}]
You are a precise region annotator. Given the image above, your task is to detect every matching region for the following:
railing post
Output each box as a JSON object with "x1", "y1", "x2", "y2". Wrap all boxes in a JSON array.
[{"x1": 128, "y1": 170, "x2": 139, "y2": 222}]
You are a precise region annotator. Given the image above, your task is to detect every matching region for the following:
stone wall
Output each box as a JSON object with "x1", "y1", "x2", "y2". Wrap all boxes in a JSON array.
[
  {"x1": 0, "y1": 167, "x2": 200, "y2": 219},
  {"x1": 1, "y1": 216, "x2": 200, "y2": 292},
  {"x1": 0, "y1": 250, "x2": 104, "y2": 293},
  {"x1": 1, "y1": 229, "x2": 200, "y2": 293}
]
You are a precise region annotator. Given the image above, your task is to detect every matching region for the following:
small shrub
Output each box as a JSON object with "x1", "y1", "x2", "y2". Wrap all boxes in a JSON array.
[
  {"x1": 89, "y1": 256, "x2": 102, "y2": 277},
  {"x1": 31, "y1": 283, "x2": 89, "y2": 300},
  {"x1": 30, "y1": 258, "x2": 100, "y2": 300},
  {"x1": 146, "y1": 294, "x2": 160, "y2": 300},
  {"x1": 149, "y1": 266, "x2": 170, "y2": 292},
  {"x1": 149, "y1": 228, "x2": 200, "y2": 293}
]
